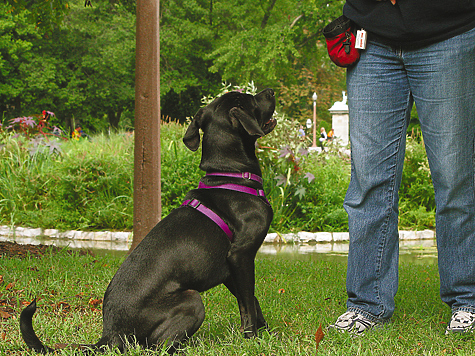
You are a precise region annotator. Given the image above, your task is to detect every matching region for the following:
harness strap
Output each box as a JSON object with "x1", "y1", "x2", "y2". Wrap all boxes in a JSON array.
[
  {"x1": 181, "y1": 172, "x2": 268, "y2": 243},
  {"x1": 181, "y1": 199, "x2": 233, "y2": 242}
]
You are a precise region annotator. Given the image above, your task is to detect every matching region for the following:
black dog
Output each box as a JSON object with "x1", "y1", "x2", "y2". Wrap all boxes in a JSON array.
[{"x1": 20, "y1": 88, "x2": 277, "y2": 354}]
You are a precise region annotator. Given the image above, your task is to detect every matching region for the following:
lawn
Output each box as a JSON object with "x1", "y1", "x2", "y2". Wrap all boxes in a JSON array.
[{"x1": 1, "y1": 246, "x2": 474, "y2": 355}]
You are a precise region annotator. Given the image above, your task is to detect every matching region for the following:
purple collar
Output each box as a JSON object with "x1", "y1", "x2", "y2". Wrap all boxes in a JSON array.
[
  {"x1": 181, "y1": 172, "x2": 268, "y2": 242},
  {"x1": 205, "y1": 172, "x2": 263, "y2": 184}
]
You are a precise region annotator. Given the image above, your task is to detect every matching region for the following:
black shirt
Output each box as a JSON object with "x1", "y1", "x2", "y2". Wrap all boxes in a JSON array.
[{"x1": 343, "y1": 0, "x2": 475, "y2": 48}]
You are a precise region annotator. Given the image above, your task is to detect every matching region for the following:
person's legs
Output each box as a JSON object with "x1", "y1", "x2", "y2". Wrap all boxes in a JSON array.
[
  {"x1": 343, "y1": 41, "x2": 412, "y2": 323},
  {"x1": 336, "y1": 27, "x2": 475, "y2": 334},
  {"x1": 405, "y1": 27, "x2": 475, "y2": 316}
]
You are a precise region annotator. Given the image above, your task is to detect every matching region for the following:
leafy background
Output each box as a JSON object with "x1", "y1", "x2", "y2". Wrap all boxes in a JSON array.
[
  {"x1": 0, "y1": 0, "x2": 435, "y2": 233},
  {"x1": 1, "y1": 0, "x2": 346, "y2": 132}
]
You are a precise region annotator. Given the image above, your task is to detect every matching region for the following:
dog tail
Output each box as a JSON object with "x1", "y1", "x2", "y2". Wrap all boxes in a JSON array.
[
  {"x1": 20, "y1": 298, "x2": 55, "y2": 354},
  {"x1": 20, "y1": 298, "x2": 105, "y2": 354}
]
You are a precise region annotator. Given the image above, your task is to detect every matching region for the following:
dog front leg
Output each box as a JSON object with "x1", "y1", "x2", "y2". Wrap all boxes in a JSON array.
[
  {"x1": 225, "y1": 254, "x2": 261, "y2": 338},
  {"x1": 253, "y1": 296, "x2": 268, "y2": 330},
  {"x1": 224, "y1": 278, "x2": 268, "y2": 332}
]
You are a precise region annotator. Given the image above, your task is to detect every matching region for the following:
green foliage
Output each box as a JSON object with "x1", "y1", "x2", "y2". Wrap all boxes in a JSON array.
[
  {"x1": 0, "y1": 125, "x2": 436, "y2": 233},
  {"x1": 207, "y1": 0, "x2": 342, "y2": 87},
  {"x1": 209, "y1": 24, "x2": 298, "y2": 84},
  {"x1": 399, "y1": 133, "x2": 435, "y2": 229},
  {"x1": 160, "y1": 122, "x2": 202, "y2": 216},
  {"x1": 289, "y1": 153, "x2": 350, "y2": 232},
  {"x1": 259, "y1": 141, "x2": 350, "y2": 233},
  {"x1": 42, "y1": 135, "x2": 134, "y2": 230},
  {"x1": 0, "y1": 4, "x2": 39, "y2": 114},
  {"x1": 160, "y1": 0, "x2": 218, "y2": 95},
  {"x1": 0, "y1": 0, "x2": 135, "y2": 131},
  {"x1": 63, "y1": 1, "x2": 136, "y2": 129},
  {"x1": 1, "y1": 0, "x2": 348, "y2": 130},
  {"x1": 0, "y1": 99, "x2": 436, "y2": 232},
  {"x1": 0, "y1": 132, "x2": 134, "y2": 231},
  {"x1": 3, "y1": 0, "x2": 70, "y2": 34}
]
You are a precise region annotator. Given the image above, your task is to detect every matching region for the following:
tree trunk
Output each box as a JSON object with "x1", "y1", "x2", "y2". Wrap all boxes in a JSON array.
[
  {"x1": 108, "y1": 110, "x2": 122, "y2": 131},
  {"x1": 130, "y1": 0, "x2": 161, "y2": 252}
]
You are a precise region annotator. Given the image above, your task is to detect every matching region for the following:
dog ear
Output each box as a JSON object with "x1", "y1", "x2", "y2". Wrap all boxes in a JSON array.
[
  {"x1": 229, "y1": 107, "x2": 265, "y2": 137},
  {"x1": 183, "y1": 109, "x2": 203, "y2": 151}
]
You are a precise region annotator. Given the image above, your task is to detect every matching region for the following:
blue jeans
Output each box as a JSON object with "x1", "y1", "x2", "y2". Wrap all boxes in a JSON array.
[{"x1": 344, "y1": 26, "x2": 475, "y2": 322}]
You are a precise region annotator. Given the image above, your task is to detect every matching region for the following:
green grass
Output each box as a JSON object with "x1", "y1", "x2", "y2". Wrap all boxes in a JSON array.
[{"x1": 2, "y1": 249, "x2": 474, "y2": 355}]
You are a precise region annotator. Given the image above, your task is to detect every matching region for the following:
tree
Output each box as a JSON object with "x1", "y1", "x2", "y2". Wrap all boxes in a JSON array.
[
  {"x1": 1, "y1": 1, "x2": 136, "y2": 131},
  {"x1": 159, "y1": 0, "x2": 222, "y2": 122},
  {"x1": 159, "y1": 0, "x2": 346, "y2": 124},
  {"x1": 3, "y1": 0, "x2": 136, "y2": 33},
  {"x1": 0, "y1": 3, "x2": 43, "y2": 118},
  {"x1": 207, "y1": 0, "x2": 346, "y2": 123},
  {"x1": 62, "y1": 1, "x2": 136, "y2": 130},
  {"x1": 3, "y1": 0, "x2": 346, "y2": 128},
  {"x1": 4, "y1": 0, "x2": 70, "y2": 34}
]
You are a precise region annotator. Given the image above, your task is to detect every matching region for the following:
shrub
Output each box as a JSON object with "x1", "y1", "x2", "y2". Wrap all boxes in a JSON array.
[
  {"x1": 258, "y1": 141, "x2": 350, "y2": 233},
  {"x1": 0, "y1": 100, "x2": 436, "y2": 233},
  {"x1": 0, "y1": 132, "x2": 134, "y2": 231},
  {"x1": 399, "y1": 133, "x2": 435, "y2": 229},
  {"x1": 160, "y1": 121, "x2": 202, "y2": 216}
]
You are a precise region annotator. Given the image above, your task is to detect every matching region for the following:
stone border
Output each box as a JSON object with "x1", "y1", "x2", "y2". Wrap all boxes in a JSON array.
[
  {"x1": 0, "y1": 225, "x2": 435, "y2": 244},
  {"x1": 264, "y1": 230, "x2": 435, "y2": 243},
  {"x1": 0, "y1": 225, "x2": 132, "y2": 242}
]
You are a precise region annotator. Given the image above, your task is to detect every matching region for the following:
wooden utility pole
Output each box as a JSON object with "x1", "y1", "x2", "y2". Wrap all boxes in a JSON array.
[{"x1": 131, "y1": 0, "x2": 161, "y2": 251}]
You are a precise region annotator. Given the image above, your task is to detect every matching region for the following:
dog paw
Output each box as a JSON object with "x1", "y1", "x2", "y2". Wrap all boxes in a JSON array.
[{"x1": 242, "y1": 329, "x2": 258, "y2": 339}]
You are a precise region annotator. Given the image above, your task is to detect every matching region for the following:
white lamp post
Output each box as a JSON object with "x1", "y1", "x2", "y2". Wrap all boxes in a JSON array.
[{"x1": 312, "y1": 92, "x2": 317, "y2": 147}]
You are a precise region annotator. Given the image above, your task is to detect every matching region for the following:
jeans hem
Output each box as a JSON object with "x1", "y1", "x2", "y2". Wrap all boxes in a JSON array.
[
  {"x1": 452, "y1": 307, "x2": 475, "y2": 315},
  {"x1": 347, "y1": 307, "x2": 390, "y2": 324}
]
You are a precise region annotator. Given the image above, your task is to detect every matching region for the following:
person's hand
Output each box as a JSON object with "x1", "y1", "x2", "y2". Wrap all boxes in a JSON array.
[{"x1": 376, "y1": 0, "x2": 396, "y2": 4}]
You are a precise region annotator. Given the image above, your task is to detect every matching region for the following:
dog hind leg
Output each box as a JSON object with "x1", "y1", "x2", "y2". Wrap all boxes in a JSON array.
[{"x1": 148, "y1": 289, "x2": 205, "y2": 354}]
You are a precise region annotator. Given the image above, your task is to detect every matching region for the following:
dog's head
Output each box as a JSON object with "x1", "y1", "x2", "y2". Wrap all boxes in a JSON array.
[{"x1": 183, "y1": 88, "x2": 276, "y2": 152}]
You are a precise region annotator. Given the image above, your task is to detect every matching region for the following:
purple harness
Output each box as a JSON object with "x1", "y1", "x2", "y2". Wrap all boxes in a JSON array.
[{"x1": 181, "y1": 172, "x2": 268, "y2": 242}]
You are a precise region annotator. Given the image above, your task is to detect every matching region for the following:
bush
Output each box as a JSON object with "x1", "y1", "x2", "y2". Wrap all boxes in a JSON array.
[
  {"x1": 253, "y1": 100, "x2": 349, "y2": 233},
  {"x1": 399, "y1": 133, "x2": 435, "y2": 229},
  {"x1": 0, "y1": 132, "x2": 134, "y2": 231},
  {"x1": 258, "y1": 112, "x2": 435, "y2": 233},
  {"x1": 0, "y1": 105, "x2": 436, "y2": 233},
  {"x1": 160, "y1": 121, "x2": 202, "y2": 216}
]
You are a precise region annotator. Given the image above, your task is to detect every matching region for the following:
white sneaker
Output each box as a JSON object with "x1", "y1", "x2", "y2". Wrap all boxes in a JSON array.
[
  {"x1": 329, "y1": 311, "x2": 379, "y2": 335},
  {"x1": 446, "y1": 310, "x2": 475, "y2": 334}
]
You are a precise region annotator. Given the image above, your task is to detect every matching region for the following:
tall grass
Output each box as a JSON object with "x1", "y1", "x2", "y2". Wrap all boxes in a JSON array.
[
  {"x1": 398, "y1": 133, "x2": 435, "y2": 229},
  {"x1": 0, "y1": 122, "x2": 435, "y2": 233},
  {"x1": 0, "y1": 133, "x2": 134, "y2": 231},
  {"x1": 160, "y1": 122, "x2": 202, "y2": 216}
]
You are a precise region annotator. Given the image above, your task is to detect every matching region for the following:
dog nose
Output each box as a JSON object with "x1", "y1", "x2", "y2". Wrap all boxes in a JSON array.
[{"x1": 266, "y1": 88, "x2": 274, "y2": 97}]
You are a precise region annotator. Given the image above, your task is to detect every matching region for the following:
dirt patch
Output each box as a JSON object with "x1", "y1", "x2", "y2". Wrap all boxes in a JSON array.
[{"x1": 0, "y1": 241, "x2": 92, "y2": 258}]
